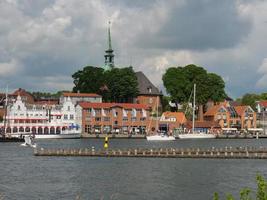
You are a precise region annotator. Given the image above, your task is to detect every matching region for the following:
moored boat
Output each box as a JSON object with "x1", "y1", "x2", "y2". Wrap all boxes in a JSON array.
[
  {"x1": 177, "y1": 84, "x2": 216, "y2": 139},
  {"x1": 178, "y1": 133, "x2": 215, "y2": 139},
  {"x1": 146, "y1": 134, "x2": 175, "y2": 141}
]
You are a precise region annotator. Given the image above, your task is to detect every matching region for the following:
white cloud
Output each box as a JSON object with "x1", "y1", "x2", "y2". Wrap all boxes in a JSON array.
[
  {"x1": 0, "y1": 0, "x2": 267, "y2": 98},
  {"x1": 0, "y1": 59, "x2": 22, "y2": 77}
]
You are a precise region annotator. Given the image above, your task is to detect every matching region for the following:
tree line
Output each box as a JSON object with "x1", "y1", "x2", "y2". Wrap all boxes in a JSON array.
[{"x1": 33, "y1": 64, "x2": 265, "y2": 113}]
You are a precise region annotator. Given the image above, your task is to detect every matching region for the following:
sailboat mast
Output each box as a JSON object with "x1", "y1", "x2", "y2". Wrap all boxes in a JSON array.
[
  {"x1": 156, "y1": 96, "x2": 158, "y2": 131},
  {"x1": 192, "y1": 84, "x2": 196, "y2": 134},
  {"x1": 3, "y1": 86, "x2": 8, "y2": 137}
]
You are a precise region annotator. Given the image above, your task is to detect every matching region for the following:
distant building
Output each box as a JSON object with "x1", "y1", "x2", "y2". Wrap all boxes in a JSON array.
[
  {"x1": 185, "y1": 121, "x2": 221, "y2": 134},
  {"x1": 0, "y1": 88, "x2": 36, "y2": 120},
  {"x1": 159, "y1": 111, "x2": 187, "y2": 133},
  {"x1": 0, "y1": 95, "x2": 82, "y2": 135},
  {"x1": 204, "y1": 101, "x2": 256, "y2": 130},
  {"x1": 79, "y1": 102, "x2": 150, "y2": 135},
  {"x1": 135, "y1": 71, "x2": 162, "y2": 115},
  {"x1": 60, "y1": 92, "x2": 102, "y2": 105}
]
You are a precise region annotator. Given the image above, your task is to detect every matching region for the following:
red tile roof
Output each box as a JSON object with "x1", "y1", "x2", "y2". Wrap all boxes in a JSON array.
[
  {"x1": 63, "y1": 92, "x2": 101, "y2": 98},
  {"x1": 259, "y1": 100, "x2": 267, "y2": 107},
  {"x1": 234, "y1": 106, "x2": 247, "y2": 116},
  {"x1": 79, "y1": 102, "x2": 149, "y2": 109},
  {"x1": 204, "y1": 105, "x2": 222, "y2": 116},
  {"x1": 162, "y1": 112, "x2": 187, "y2": 124}
]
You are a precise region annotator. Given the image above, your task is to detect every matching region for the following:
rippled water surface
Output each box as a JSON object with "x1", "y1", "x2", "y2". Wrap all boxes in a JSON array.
[{"x1": 1, "y1": 139, "x2": 267, "y2": 200}]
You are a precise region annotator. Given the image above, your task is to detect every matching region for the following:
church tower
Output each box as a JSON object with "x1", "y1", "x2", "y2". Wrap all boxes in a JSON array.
[{"x1": 103, "y1": 21, "x2": 114, "y2": 71}]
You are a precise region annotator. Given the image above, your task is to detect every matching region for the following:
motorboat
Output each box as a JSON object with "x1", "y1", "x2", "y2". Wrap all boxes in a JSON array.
[
  {"x1": 21, "y1": 135, "x2": 37, "y2": 148},
  {"x1": 178, "y1": 132, "x2": 215, "y2": 139},
  {"x1": 146, "y1": 132, "x2": 175, "y2": 141}
]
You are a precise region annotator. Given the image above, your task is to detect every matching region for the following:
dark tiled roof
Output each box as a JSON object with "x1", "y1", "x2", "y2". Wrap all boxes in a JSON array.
[{"x1": 135, "y1": 71, "x2": 161, "y2": 96}]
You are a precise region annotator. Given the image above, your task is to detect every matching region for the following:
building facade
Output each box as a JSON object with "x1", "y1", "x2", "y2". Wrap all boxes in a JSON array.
[
  {"x1": 204, "y1": 102, "x2": 256, "y2": 130},
  {"x1": 79, "y1": 102, "x2": 151, "y2": 135},
  {"x1": 0, "y1": 95, "x2": 82, "y2": 135},
  {"x1": 135, "y1": 71, "x2": 162, "y2": 115},
  {"x1": 159, "y1": 112, "x2": 187, "y2": 133}
]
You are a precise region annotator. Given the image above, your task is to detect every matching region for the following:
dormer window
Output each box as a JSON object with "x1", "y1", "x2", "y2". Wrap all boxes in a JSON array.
[{"x1": 147, "y1": 87, "x2": 152, "y2": 93}]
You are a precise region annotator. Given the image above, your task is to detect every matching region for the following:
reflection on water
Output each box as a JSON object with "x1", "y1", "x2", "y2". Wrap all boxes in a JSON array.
[{"x1": 0, "y1": 139, "x2": 266, "y2": 200}]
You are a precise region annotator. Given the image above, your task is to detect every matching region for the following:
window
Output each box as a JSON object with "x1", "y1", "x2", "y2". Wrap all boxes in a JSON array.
[
  {"x1": 95, "y1": 117, "x2": 101, "y2": 121},
  {"x1": 70, "y1": 114, "x2": 74, "y2": 120},
  {"x1": 131, "y1": 117, "x2": 137, "y2": 122},
  {"x1": 123, "y1": 117, "x2": 128, "y2": 121},
  {"x1": 95, "y1": 109, "x2": 101, "y2": 115},
  {"x1": 85, "y1": 125, "x2": 91, "y2": 133},
  {"x1": 140, "y1": 117, "x2": 146, "y2": 121},
  {"x1": 114, "y1": 120, "x2": 118, "y2": 125},
  {"x1": 104, "y1": 117, "x2": 110, "y2": 121},
  {"x1": 64, "y1": 114, "x2": 68, "y2": 120},
  {"x1": 18, "y1": 105, "x2": 20, "y2": 110},
  {"x1": 68, "y1": 106, "x2": 70, "y2": 111}
]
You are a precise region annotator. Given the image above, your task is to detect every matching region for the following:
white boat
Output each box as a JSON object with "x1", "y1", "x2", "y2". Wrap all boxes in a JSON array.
[
  {"x1": 146, "y1": 95, "x2": 175, "y2": 141},
  {"x1": 146, "y1": 134, "x2": 175, "y2": 141},
  {"x1": 178, "y1": 84, "x2": 216, "y2": 139},
  {"x1": 21, "y1": 135, "x2": 37, "y2": 148},
  {"x1": 178, "y1": 133, "x2": 215, "y2": 139}
]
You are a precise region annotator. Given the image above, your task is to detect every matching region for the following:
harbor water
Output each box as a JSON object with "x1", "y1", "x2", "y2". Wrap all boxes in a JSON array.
[{"x1": 1, "y1": 139, "x2": 267, "y2": 200}]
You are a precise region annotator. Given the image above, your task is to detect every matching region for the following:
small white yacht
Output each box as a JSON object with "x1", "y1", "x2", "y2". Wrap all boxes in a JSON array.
[
  {"x1": 177, "y1": 84, "x2": 216, "y2": 139},
  {"x1": 146, "y1": 134, "x2": 175, "y2": 141}
]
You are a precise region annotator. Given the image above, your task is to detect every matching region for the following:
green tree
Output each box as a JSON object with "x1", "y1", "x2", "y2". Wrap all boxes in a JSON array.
[
  {"x1": 104, "y1": 67, "x2": 138, "y2": 102},
  {"x1": 72, "y1": 66, "x2": 105, "y2": 94},
  {"x1": 162, "y1": 96, "x2": 171, "y2": 112},
  {"x1": 162, "y1": 64, "x2": 227, "y2": 118},
  {"x1": 240, "y1": 93, "x2": 260, "y2": 110},
  {"x1": 214, "y1": 174, "x2": 267, "y2": 200},
  {"x1": 72, "y1": 66, "x2": 138, "y2": 102}
]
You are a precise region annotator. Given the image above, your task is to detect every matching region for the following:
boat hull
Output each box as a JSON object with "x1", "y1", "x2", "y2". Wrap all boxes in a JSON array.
[
  {"x1": 178, "y1": 133, "x2": 216, "y2": 139},
  {"x1": 34, "y1": 133, "x2": 81, "y2": 139},
  {"x1": 146, "y1": 135, "x2": 175, "y2": 141}
]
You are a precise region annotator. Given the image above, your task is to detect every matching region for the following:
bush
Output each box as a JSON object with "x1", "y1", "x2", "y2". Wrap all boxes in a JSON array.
[{"x1": 214, "y1": 174, "x2": 267, "y2": 200}]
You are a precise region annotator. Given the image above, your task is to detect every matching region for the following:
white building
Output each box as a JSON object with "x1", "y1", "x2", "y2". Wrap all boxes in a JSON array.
[{"x1": 0, "y1": 95, "x2": 82, "y2": 136}]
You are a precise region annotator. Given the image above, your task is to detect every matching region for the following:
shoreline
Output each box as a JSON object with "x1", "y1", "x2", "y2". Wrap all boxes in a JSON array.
[{"x1": 81, "y1": 134, "x2": 264, "y2": 139}]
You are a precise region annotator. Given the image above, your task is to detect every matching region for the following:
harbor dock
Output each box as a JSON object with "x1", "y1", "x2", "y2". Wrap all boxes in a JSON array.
[{"x1": 34, "y1": 147, "x2": 267, "y2": 159}]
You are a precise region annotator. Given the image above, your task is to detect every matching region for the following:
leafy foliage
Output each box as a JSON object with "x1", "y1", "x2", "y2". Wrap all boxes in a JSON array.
[
  {"x1": 72, "y1": 66, "x2": 105, "y2": 94},
  {"x1": 214, "y1": 174, "x2": 267, "y2": 200},
  {"x1": 72, "y1": 66, "x2": 138, "y2": 102},
  {"x1": 162, "y1": 64, "x2": 227, "y2": 105}
]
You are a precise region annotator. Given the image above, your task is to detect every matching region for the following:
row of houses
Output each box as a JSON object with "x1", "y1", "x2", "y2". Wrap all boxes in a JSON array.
[{"x1": 0, "y1": 88, "x2": 260, "y2": 136}]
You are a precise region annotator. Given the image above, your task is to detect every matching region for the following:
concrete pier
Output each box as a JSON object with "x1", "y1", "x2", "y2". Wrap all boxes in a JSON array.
[{"x1": 34, "y1": 147, "x2": 267, "y2": 159}]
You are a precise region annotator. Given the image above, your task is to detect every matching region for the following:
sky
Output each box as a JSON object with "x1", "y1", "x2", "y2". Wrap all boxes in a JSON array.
[{"x1": 0, "y1": 0, "x2": 267, "y2": 99}]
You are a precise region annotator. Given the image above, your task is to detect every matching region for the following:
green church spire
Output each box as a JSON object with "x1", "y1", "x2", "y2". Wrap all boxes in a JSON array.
[
  {"x1": 108, "y1": 21, "x2": 112, "y2": 50},
  {"x1": 104, "y1": 21, "x2": 114, "y2": 71}
]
